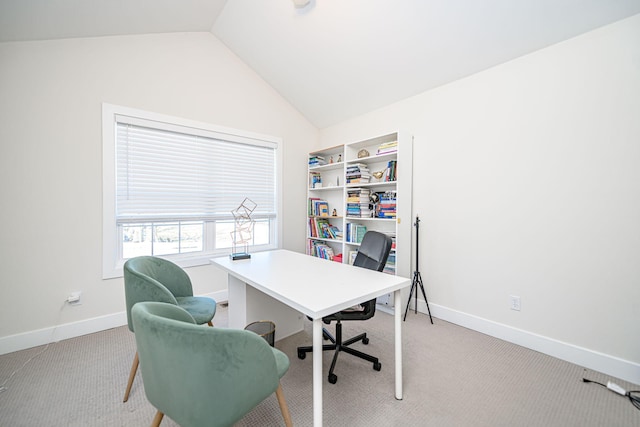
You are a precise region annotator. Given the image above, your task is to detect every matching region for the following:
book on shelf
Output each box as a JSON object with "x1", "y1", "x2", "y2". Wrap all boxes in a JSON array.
[
  {"x1": 345, "y1": 223, "x2": 367, "y2": 243},
  {"x1": 385, "y1": 160, "x2": 397, "y2": 182},
  {"x1": 308, "y1": 217, "x2": 342, "y2": 240},
  {"x1": 317, "y1": 201, "x2": 329, "y2": 217},
  {"x1": 308, "y1": 197, "x2": 319, "y2": 216},
  {"x1": 309, "y1": 171, "x2": 322, "y2": 188},
  {"x1": 308, "y1": 198, "x2": 330, "y2": 217},
  {"x1": 308, "y1": 239, "x2": 337, "y2": 261},
  {"x1": 388, "y1": 233, "x2": 397, "y2": 250},
  {"x1": 383, "y1": 252, "x2": 396, "y2": 274},
  {"x1": 376, "y1": 141, "x2": 398, "y2": 155},
  {"x1": 308, "y1": 155, "x2": 327, "y2": 167}
]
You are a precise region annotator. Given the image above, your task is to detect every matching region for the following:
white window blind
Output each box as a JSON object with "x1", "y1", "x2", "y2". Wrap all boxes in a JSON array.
[{"x1": 115, "y1": 116, "x2": 276, "y2": 224}]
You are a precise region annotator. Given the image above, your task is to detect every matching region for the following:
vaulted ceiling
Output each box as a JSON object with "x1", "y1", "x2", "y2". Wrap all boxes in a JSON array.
[{"x1": 2, "y1": 0, "x2": 639, "y2": 127}]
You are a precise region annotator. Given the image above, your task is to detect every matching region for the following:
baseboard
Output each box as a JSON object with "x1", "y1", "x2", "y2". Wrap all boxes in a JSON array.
[
  {"x1": 0, "y1": 311, "x2": 129, "y2": 356},
  {"x1": 5, "y1": 291, "x2": 636, "y2": 386},
  {"x1": 0, "y1": 290, "x2": 228, "y2": 356},
  {"x1": 405, "y1": 298, "x2": 640, "y2": 385}
]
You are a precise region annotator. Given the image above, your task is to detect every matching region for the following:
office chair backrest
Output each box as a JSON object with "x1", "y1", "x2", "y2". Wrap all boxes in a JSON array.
[
  {"x1": 351, "y1": 231, "x2": 393, "y2": 317},
  {"x1": 353, "y1": 231, "x2": 393, "y2": 272}
]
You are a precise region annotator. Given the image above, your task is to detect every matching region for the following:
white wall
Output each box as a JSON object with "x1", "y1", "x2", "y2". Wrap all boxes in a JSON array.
[
  {"x1": 1, "y1": 16, "x2": 637, "y2": 385},
  {"x1": 0, "y1": 32, "x2": 316, "y2": 351},
  {"x1": 320, "y1": 15, "x2": 640, "y2": 383}
]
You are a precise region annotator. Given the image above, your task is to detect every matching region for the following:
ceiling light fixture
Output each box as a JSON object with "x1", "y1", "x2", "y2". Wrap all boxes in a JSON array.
[{"x1": 292, "y1": 0, "x2": 311, "y2": 8}]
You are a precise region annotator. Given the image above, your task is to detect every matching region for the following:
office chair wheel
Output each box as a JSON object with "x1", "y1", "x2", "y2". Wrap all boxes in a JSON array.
[
  {"x1": 362, "y1": 337, "x2": 370, "y2": 345},
  {"x1": 297, "y1": 350, "x2": 307, "y2": 360},
  {"x1": 328, "y1": 373, "x2": 338, "y2": 384},
  {"x1": 373, "y1": 362, "x2": 381, "y2": 371}
]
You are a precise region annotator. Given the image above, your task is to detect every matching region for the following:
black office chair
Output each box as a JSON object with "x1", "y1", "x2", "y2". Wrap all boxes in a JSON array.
[{"x1": 297, "y1": 230, "x2": 393, "y2": 384}]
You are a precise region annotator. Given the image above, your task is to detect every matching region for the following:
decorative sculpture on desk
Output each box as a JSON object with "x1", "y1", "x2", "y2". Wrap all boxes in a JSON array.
[{"x1": 230, "y1": 198, "x2": 257, "y2": 260}]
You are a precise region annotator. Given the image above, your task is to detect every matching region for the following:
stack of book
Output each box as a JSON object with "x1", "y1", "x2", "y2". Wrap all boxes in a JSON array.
[
  {"x1": 308, "y1": 155, "x2": 327, "y2": 167},
  {"x1": 345, "y1": 223, "x2": 367, "y2": 243},
  {"x1": 308, "y1": 198, "x2": 329, "y2": 217},
  {"x1": 309, "y1": 171, "x2": 322, "y2": 188},
  {"x1": 346, "y1": 163, "x2": 371, "y2": 184},
  {"x1": 346, "y1": 188, "x2": 371, "y2": 218},
  {"x1": 376, "y1": 141, "x2": 398, "y2": 155},
  {"x1": 376, "y1": 191, "x2": 397, "y2": 219}
]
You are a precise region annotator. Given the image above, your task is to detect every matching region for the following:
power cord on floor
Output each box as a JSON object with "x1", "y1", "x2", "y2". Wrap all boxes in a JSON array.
[
  {"x1": 582, "y1": 378, "x2": 640, "y2": 411},
  {"x1": 0, "y1": 300, "x2": 67, "y2": 395}
]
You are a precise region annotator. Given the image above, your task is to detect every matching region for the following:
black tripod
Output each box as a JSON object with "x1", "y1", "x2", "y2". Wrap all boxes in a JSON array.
[{"x1": 403, "y1": 216, "x2": 433, "y2": 323}]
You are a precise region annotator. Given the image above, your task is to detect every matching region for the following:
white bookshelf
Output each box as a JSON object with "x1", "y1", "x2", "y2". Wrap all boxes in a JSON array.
[{"x1": 306, "y1": 132, "x2": 413, "y2": 308}]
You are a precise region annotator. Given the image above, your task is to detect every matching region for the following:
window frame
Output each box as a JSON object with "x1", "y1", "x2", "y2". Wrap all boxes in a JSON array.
[{"x1": 102, "y1": 103, "x2": 282, "y2": 279}]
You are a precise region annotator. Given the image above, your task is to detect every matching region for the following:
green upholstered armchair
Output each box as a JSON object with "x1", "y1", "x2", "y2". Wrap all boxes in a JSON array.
[
  {"x1": 123, "y1": 256, "x2": 217, "y2": 402},
  {"x1": 132, "y1": 302, "x2": 293, "y2": 427}
]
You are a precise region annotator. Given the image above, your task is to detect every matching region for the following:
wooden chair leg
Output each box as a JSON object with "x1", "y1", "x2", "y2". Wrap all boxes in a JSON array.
[
  {"x1": 275, "y1": 383, "x2": 293, "y2": 427},
  {"x1": 207, "y1": 321, "x2": 213, "y2": 327},
  {"x1": 150, "y1": 410, "x2": 164, "y2": 427},
  {"x1": 123, "y1": 351, "x2": 139, "y2": 402}
]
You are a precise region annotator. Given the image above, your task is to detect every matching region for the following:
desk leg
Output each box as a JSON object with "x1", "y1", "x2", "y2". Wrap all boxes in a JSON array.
[
  {"x1": 313, "y1": 318, "x2": 323, "y2": 426},
  {"x1": 394, "y1": 289, "x2": 403, "y2": 400},
  {"x1": 227, "y1": 274, "x2": 247, "y2": 329}
]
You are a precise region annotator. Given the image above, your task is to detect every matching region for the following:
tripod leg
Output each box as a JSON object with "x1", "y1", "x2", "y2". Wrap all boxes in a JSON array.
[
  {"x1": 416, "y1": 272, "x2": 433, "y2": 324},
  {"x1": 414, "y1": 274, "x2": 419, "y2": 314},
  {"x1": 403, "y1": 279, "x2": 417, "y2": 321}
]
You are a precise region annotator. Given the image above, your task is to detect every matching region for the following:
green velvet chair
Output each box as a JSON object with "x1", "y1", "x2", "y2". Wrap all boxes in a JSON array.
[
  {"x1": 132, "y1": 302, "x2": 293, "y2": 427},
  {"x1": 123, "y1": 256, "x2": 217, "y2": 402}
]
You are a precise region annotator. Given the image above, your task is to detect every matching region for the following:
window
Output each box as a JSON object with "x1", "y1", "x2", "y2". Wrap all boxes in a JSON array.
[{"x1": 103, "y1": 104, "x2": 281, "y2": 278}]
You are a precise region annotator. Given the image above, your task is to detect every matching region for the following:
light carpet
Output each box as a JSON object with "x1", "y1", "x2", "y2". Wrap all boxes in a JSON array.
[{"x1": 0, "y1": 305, "x2": 638, "y2": 426}]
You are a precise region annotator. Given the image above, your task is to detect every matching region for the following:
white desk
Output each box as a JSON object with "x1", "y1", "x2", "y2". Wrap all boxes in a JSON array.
[{"x1": 211, "y1": 249, "x2": 410, "y2": 426}]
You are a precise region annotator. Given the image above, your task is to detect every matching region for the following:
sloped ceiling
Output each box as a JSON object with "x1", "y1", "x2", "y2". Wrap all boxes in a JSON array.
[
  {"x1": 2, "y1": 0, "x2": 639, "y2": 128},
  {"x1": 0, "y1": 0, "x2": 228, "y2": 41}
]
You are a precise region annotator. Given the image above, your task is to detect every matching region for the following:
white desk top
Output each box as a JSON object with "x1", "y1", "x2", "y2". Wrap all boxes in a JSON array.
[{"x1": 211, "y1": 249, "x2": 410, "y2": 319}]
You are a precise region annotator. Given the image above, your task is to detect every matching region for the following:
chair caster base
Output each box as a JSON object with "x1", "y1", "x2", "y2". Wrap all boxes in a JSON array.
[{"x1": 328, "y1": 373, "x2": 337, "y2": 384}]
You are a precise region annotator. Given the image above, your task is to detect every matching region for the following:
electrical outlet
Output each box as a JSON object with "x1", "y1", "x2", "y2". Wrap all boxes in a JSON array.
[
  {"x1": 509, "y1": 295, "x2": 521, "y2": 311},
  {"x1": 67, "y1": 291, "x2": 82, "y2": 305}
]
